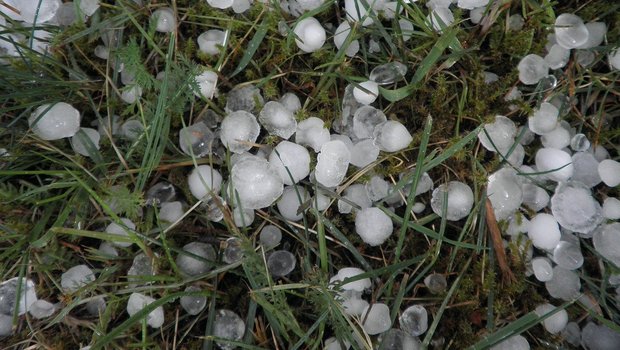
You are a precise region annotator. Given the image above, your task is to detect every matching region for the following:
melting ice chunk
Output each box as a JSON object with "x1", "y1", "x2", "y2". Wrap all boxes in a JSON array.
[
  {"x1": 528, "y1": 213, "x2": 561, "y2": 251},
  {"x1": 0, "y1": 277, "x2": 37, "y2": 316},
  {"x1": 487, "y1": 168, "x2": 523, "y2": 221},
  {"x1": 213, "y1": 309, "x2": 245, "y2": 350},
  {"x1": 127, "y1": 293, "x2": 164, "y2": 328},
  {"x1": 554, "y1": 13, "x2": 589, "y2": 49},
  {"x1": 61, "y1": 265, "x2": 96, "y2": 293},
  {"x1": 535, "y1": 303, "x2": 568, "y2": 334},
  {"x1": 294, "y1": 17, "x2": 326, "y2": 53},
  {"x1": 430, "y1": 181, "x2": 474, "y2": 221},
  {"x1": 29, "y1": 102, "x2": 81, "y2": 140},
  {"x1": 478, "y1": 115, "x2": 517, "y2": 153},
  {"x1": 29, "y1": 299, "x2": 56, "y2": 319},
  {"x1": 373, "y1": 120, "x2": 413, "y2": 152},
  {"x1": 355, "y1": 207, "x2": 393, "y2": 246},
  {"x1": 267, "y1": 250, "x2": 296, "y2": 277},
  {"x1": 231, "y1": 156, "x2": 283, "y2": 209},
  {"x1": 152, "y1": 7, "x2": 176, "y2": 33},
  {"x1": 353, "y1": 106, "x2": 387, "y2": 139},
  {"x1": 259, "y1": 101, "x2": 297, "y2": 139},
  {"x1": 197, "y1": 30, "x2": 227, "y2": 55},
  {"x1": 598, "y1": 159, "x2": 620, "y2": 187},
  {"x1": 535, "y1": 148, "x2": 574, "y2": 182},
  {"x1": 180, "y1": 285, "x2": 207, "y2": 315},
  {"x1": 259, "y1": 225, "x2": 282, "y2": 248},
  {"x1": 176, "y1": 242, "x2": 216, "y2": 277},
  {"x1": 220, "y1": 111, "x2": 260, "y2": 154},
  {"x1": 369, "y1": 61, "x2": 407, "y2": 85},
  {"x1": 188, "y1": 165, "x2": 223, "y2": 201},
  {"x1": 399, "y1": 305, "x2": 428, "y2": 337},
  {"x1": 315, "y1": 140, "x2": 351, "y2": 187},
  {"x1": 269, "y1": 141, "x2": 310, "y2": 185},
  {"x1": 295, "y1": 117, "x2": 331, "y2": 153},
  {"x1": 593, "y1": 223, "x2": 620, "y2": 267},
  {"x1": 517, "y1": 54, "x2": 549, "y2": 85},
  {"x1": 179, "y1": 122, "x2": 215, "y2": 157},
  {"x1": 225, "y1": 85, "x2": 264, "y2": 113},
  {"x1": 545, "y1": 266, "x2": 581, "y2": 301},
  {"x1": 361, "y1": 303, "x2": 391, "y2": 335},
  {"x1": 551, "y1": 181, "x2": 602, "y2": 234}
]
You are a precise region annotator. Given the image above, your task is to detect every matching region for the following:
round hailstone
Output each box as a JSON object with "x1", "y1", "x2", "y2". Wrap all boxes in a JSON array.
[
  {"x1": 29, "y1": 299, "x2": 56, "y2": 319},
  {"x1": 127, "y1": 293, "x2": 164, "y2": 328},
  {"x1": 338, "y1": 184, "x2": 372, "y2": 214},
  {"x1": 232, "y1": 206, "x2": 254, "y2": 227},
  {"x1": 361, "y1": 303, "x2": 391, "y2": 335},
  {"x1": 552, "y1": 241, "x2": 584, "y2": 270},
  {"x1": 213, "y1": 310, "x2": 245, "y2": 349},
  {"x1": 355, "y1": 207, "x2": 393, "y2": 246},
  {"x1": 176, "y1": 242, "x2": 216, "y2": 276},
  {"x1": 194, "y1": 70, "x2": 218, "y2": 99},
  {"x1": 295, "y1": 117, "x2": 331, "y2": 152},
  {"x1": 188, "y1": 165, "x2": 223, "y2": 200},
  {"x1": 105, "y1": 217, "x2": 136, "y2": 247},
  {"x1": 353, "y1": 80, "x2": 379, "y2": 105},
  {"x1": 152, "y1": 7, "x2": 176, "y2": 33},
  {"x1": 577, "y1": 22, "x2": 607, "y2": 49},
  {"x1": 541, "y1": 125, "x2": 571, "y2": 149},
  {"x1": 528, "y1": 213, "x2": 561, "y2": 251},
  {"x1": 545, "y1": 266, "x2": 581, "y2": 301},
  {"x1": 269, "y1": 141, "x2": 310, "y2": 185},
  {"x1": 369, "y1": 61, "x2": 407, "y2": 85},
  {"x1": 544, "y1": 44, "x2": 570, "y2": 70},
  {"x1": 267, "y1": 250, "x2": 296, "y2": 277},
  {"x1": 603, "y1": 197, "x2": 620, "y2": 220},
  {"x1": 197, "y1": 30, "x2": 227, "y2": 55},
  {"x1": 487, "y1": 168, "x2": 523, "y2": 221},
  {"x1": 570, "y1": 133, "x2": 590, "y2": 152},
  {"x1": 456, "y1": 0, "x2": 489, "y2": 10},
  {"x1": 225, "y1": 85, "x2": 264, "y2": 113},
  {"x1": 427, "y1": 7, "x2": 454, "y2": 32},
  {"x1": 399, "y1": 305, "x2": 428, "y2": 337},
  {"x1": 179, "y1": 122, "x2": 215, "y2": 157},
  {"x1": 333, "y1": 21, "x2": 360, "y2": 57},
  {"x1": 231, "y1": 156, "x2": 283, "y2": 209},
  {"x1": 180, "y1": 285, "x2": 207, "y2": 315},
  {"x1": 609, "y1": 48, "x2": 620, "y2": 70},
  {"x1": 71, "y1": 128, "x2": 101, "y2": 157},
  {"x1": 528, "y1": 102, "x2": 559, "y2": 135},
  {"x1": 366, "y1": 176, "x2": 389, "y2": 202},
  {"x1": 259, "y1": 101, "x2": 297, "y2": 139},
  {"x1": 593, "y1": 223, "x2": 620, "y2": 266},
  {"x1": 490, "y1": 335, "x2": 529, "y2": 350},
  {"x1": 554, "y1": 13, "x2": 589, "y2": 49},
  {"x1": 350, "y1": 139, "x2": 380, "y2": 168},
  {"x1": 535, "y1": 303, "x2": 568, "y2": 334},
  {"x1": 582, "y1": 322, "x2": 620, "y2": 350},
  {"x1": 373, "y1": 120, "x2": 413, "y2": 152},
  {"x1": 330, "y1": 267, "x2": 371, "y2": 292},
  {"x1": 315, "y1": 141, "x2": 351, "y2": 187},
  {"x1": 16, "y1": 0, "x2": 60, "y2": 23},
  {"x1": 61, "y1": 264, "x2": 96, "y2": 293},
  {"x1": 353, "y1": 106, "x2": 387, "y2": 139},
  {"x1": 0, "y1": 314, "x2": 12, "y2": 337},
  {"x1": 521, "y1": 183, "x2": 549, "y2": 212},
  {"x1": 517, "y1": 54, "x2": 549, "y2": 85},
  {"x1": 535, "y1": 148, "x2": 573, "y2": 182},
  {"x1": 477, "y1": 115, "x2": 517, "y2": 153},
  {"x1": 571, "y1": 152, "x2": 601, "y2": 188},
  {"x1": 219, "y1": 111, "x2": 260, "y2": 154},
  {"x1": 294, "y1": 17, "x2": 326, "y2": 53},
  {"x1": 259, "y1": 225, "x2": 282, "y2": 248},
  {"x1": 29, "y1": 102, "x2": 81, "y2": 140},
  {"x1": 598, "y1": 159, "x2": 620, "y2": 187},
  {"x1": 561, "y1": 322, "x2": 581, "y2": 347},
  {"x1": 344, "y1": 0, "x2": 373, "y2": 26},
  {"x1": 531, "y1": 257, "x2": 554, "y2": 282},
  {"x1": 79, "y1": 0, "x2": 100, "y2": 17},
  {"x1": 551, "y1": 181, "x2": 603, "y2": 234},
  {"x1": 279, "y1": 93, "x2": 302, "y2": 113},
  {"x1": 277, "y1": 186, "x2": 309, "y2": 221},
  {"x1": 207, "y1": 0, "x2": 234, "y2": 9},
  {"x1": 378, "y1": 329, "x2": 421, "y2": 350},
  {"x1": 469, "y1": 7, "x2": 485, "y2": 24},
  {"x1": 424, "y1": 273, "x2": 447, "y2": 294},
  {"x1": 430, "y1": 181, "x2": 474, "y2": 221},
  {"x1": 120, "y1": 85, "x2": 143, "y2": 104},
  {"x1": 159, "y1": 201, "x2": 184, "y2": 223},
  {"x1": 340, "y1": 290, "x2": 368, "y2": 316}
]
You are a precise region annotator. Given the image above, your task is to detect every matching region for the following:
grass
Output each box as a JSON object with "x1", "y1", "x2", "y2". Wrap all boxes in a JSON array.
[{"x1": 1, "y1": 0, "x2": 620, "y2": 349}]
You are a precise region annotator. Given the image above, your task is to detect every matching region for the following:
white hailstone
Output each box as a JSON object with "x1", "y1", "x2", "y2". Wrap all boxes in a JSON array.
[
  {"x1": 96, "y1": 115, "x2": 121, "y2": 137},
  {"x1": 16, "y1": 0, "x2": 60, "y2": 23},
  {"x1": 535, "y1": 303, "x2": 568, "y2": 334},
  {"x1": 269, "y1": 141, "x2": 310, "y2": 185},
  {"x1": 353, "y1": 81, "x2": 379, "y2": 105},
  {"x1": 232, "y1": 0, "x2": 251, "y2": 13},
  {"x1": 366, "y1": 176, "x2": 389, "y2": 202},
  {"x1": 478, "y1": 115, "x2": 517, "y2": 153},
  {"x1": 369, "y1": 62, "x2": 407, "y2": 85},
  {"x1": 521, "y1": 183, "x2": 549, "y2": 212},
  {"x1": 593, "y1": 223, "x2": 620, "y2": 266},
  {"x1": 490, "y1": 335, "x2": 529, "y2": 350},
  {"x1": 179, "y1": 122, "x2": 215, "y2": 157},
  {"x1": 277, "y1": 186, "x2": 309, "y2": 221},
  {"x1": 361, "y1": 303, "x2": 391, "y2": 335},
  {"x1": 551, "y1": 181, "x2": 602, "y2": 234},
  {"x1": 577, "y1": 22, "x2": 607, "y2": 49},
  {"x1": 29, "y1": 102, "x2": 81, "y2": 141},
  {"x1": 545, "y1": 266, "x2": 581, "y2": 301},
  {"x1": 483, "y1": 71, "x2": 499, "y2": 84},
  {"x1": 553, "y1": 241, "x2": 583, "y2": 270},
  {"x1": 159, "y1": 201, "x2": 184, "y2": 223},
  {"x1": 541, "y1": 124, "x2": 571, "y2": 149},
  {"x1": 330, "y1": 267, "x2": 371, "y2": 292},
  {"x1": 152, "y1": 7, "x2": 176, "y2": 33},
  {"x1": 121, "y1": 119, "x2": 144, "y2": 141},
  {"x1": 294, "y1": 17, "x2": 326, "y2": 53},
  {"x1": 398, "y1": 19, "x2": 414, "y2": 41},
  {"x1": 355, "y1": 207, "x2": 393, "y2": 246},
  {"x1": 399, "y1": 305, "x2": 428, "y2": 337},
  {"x1": 194, "y1": 70, "x2": 218, "y2": 99},
  {"x1": 233, "y1": 206, "x2": 255, "y2": 227},
  {"x1": 575, "y1": 49, "x2": 595, "y2": 67},
  {"x1": 127, "y1": 293, "x2": 164, "y2": 328},
  {"x1": 353, "y1": 106, "x2": 387, "y2": 139},
  {"x1": 340, "y1": 291, "x2": 368, "y2": 316},
  {"x1": 570, "y1": 133, "x2": 590, "y2": 152},
  {"x1": 528, "y1": 213, "x2": 561, "y2": 251},
  {"x1": 176, "y1": 242, "x2": 216, "y2": 276},
  {"x1": 71, "y1": 128, "x2": 101, "y2": 157},
  {"x1": 295, "y1": 117, "x2": 331, "y2": 152},
  {"x1": 259, "y1": 101, "x2": 297, "y2": 139},
  {"x1": 506, "y1": 215, "x2": 529, "y2": 236},
  {"x1": 325, "y1": 337, "x2": 351, "y2": 350},
  {"x1": 603, "y1": 197, "x2": 620, "y2": 220},
  {"x1": 79, "y1": 0, "x2": 100, "y2": 16},
  {"x1": 350, "y1": 139, "x2": 380, "y2": 168},
  {"x1": 259, "y1": 225, "x2": 282, "y2": 248},
  {"x1": 487, "y1": 168, "x2": 523, "y2": 220},
  {"x1": 527, "y1": 102, "x2": 560, "y2": 135},
  {"x1": 333, "y1": 21, "x2": 360, "y2": 57},
  {"x1": 571, "y1": 152, "x2": 601, "y2": 188},
  {"x1": 431, "y1": 181, "x2": 474, "y2": 221},
  {"x1": 180, "y1": 286, "x2": 207, "y2": 315},
  {"x1": 231, "y1": 156, "x2": 283, "y2": 209},
  {"x1": 517, "y1": 126, "x2": 535, "y2": 146},
  {"x1": 279, "y1": 93, "x2": 302, "y2": 113},
  {"x1": 56, "y1": 2, "x2": 85, "y2": 26},
  {"x1": 562, "y1": 322, "x2": 581, "y2": 347},
  {"x1": 105, "y1": 217, "x2": 136, "y2": 247},
  {"x1": 219, "y1": 111, "x2": 260, "y2": 154},
  {"x1": 544, "y1": 44, "x2": 570, "y2": 70},
  {"x1": 313, "y1": 189, "x2": 331, "y2": 211},
  {"x1": 554, "y1": 13, "x2": 589, "y2": 49},
  {"x1": 213, "y1": 310, "x2": 245, "y2": 350},
  {"x1": 609, "y1": 48, "x2": 620, "y2": 70},
  {"x1": 457, "y1": 0, "x2": 489, "y2": 10},
  {"x1": 427, "y1": 7, "x2": 454, "y2": 32},
  {"x1": 337, "y1": 184, "x2": 372, "y2": 214},
  {"x1": 315, "y1": 140, "x2": 351, "y2": 187},
  {"x1": 469, "y1": 7, "x2": 485, "y2": 25},
  {"x1": 197, "y1": 30, "x2": 227, "y2": 55},
  {"x1": 581, "y1": 323, "x2": 620, "y2": 350},
  {"x1": 517, "y1": 54, "x2": 549, "y2": 85},
  {"x1": 61, "y1": 264, "x2": 96, "y2": 293},
  {"x1": 0, "y1": 315, "x2": 11, "y2": 337},
  {"x1": 368, "y1": 39, "x2": 381, "y2": 53},
  {"x1": 535, "y1": 148, "x2": 573, "y2": 182},
  {"x1": 344, "y1": 0, "x2": 374, "y2": 26},
  {"x1": 424, "y1": 273, "x2": 447, "y2": 294},
  {"x1": 504, "y1": 143, "x2": 525, "y2": 167},
  {"x1": 412, "y1": 202, "x2": 425, "y2": 213},
  {"x1": 0, "y1": 277, "x2": 37, "y2": 316},
  {"x1": 98, "y1": 241, "x2": 118, "y2": 257},
  {"x1": 508, "y1": 14, "x2": 525, "y2": 31},
  {"x1": 591, "y1": 144, "x2": 610, "y2": 162},
  {"x1": 373, "y1": 120, "x2": 413, "y2": 152},
  {"x1": 225, "y1": 84, "x2": 264, "y2": 113},
  {"x1": 531, "y1": 257, "x2": 553, "y2": 282},
  {"x1": 120, "y1": 85, "x2": 142, "y2": 104},
  {"x1": 187, "y1": 165, "x2": 223, "y2": 200},
  {"x1": 267, "y1": 250, "x2": 296, "y2": 277},
  {"x1": 598, "y1": 159, "x2": 620, "y2": 187},
  {"x1": 29, "y1": 299, "x2": 56, "y2": 319},
  {"x1": 207, "y1": 0, "x2": 234, "y2": 9}
]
